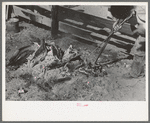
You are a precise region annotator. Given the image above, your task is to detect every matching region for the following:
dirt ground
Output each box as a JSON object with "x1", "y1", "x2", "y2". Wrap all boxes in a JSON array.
[{"x1": 5, "y1": 20, "x2": 146, "y2": 101}]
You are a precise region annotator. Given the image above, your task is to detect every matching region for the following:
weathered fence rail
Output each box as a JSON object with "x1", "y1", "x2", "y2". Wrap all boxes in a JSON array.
[{"x1": 7, "y1": 5, "x2": 137, "y2": 51}]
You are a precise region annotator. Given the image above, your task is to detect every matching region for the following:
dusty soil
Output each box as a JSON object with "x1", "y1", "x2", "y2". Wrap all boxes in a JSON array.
[{"x1": 5, "y1": 20, "x2": 146, "y2": 101}]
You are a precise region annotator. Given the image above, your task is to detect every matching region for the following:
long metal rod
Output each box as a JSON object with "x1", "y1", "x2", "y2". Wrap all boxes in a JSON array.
[
  {"x1": 94, "y1": 14, "x2": 133, "y2": 65},
  {"x1": 94, "y1": 31, "x2": 114, "y2": 64}
]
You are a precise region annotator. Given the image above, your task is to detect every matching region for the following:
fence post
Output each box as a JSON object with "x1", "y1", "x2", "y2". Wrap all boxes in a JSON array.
[
  {"x1": 51, "y1": 5, "x2": 58, "y2": 39},
  {"x1": 6, "y1": 5, "x2": 13, "y2": 21}
]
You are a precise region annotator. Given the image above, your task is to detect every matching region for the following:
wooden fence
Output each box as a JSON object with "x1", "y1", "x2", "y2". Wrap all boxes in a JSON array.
[{"x1": 7, "y1": 5, "x2": 137, "y2": 52}]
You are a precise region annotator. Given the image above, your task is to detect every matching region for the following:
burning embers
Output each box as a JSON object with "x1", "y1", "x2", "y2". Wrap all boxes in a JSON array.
[{"x1": 7, "y1": 38, "x2": 107, "y2": 83}]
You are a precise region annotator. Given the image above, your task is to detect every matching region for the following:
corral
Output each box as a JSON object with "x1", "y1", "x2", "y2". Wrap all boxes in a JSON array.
[{"x1": 5, "y1": 5, "x2": 146, "y2": 101}]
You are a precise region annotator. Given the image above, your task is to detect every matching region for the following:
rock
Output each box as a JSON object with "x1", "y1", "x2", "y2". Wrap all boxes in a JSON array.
[
  {"x1": 107, "y1": 64, "x2": 112, "y2": 68},
  {"x1": 116, "y1": 62, "x2": 120, "y2": 67},
  {"x1": 102, "y1": 69, "x2": 106, "y2": 72},
  {"x1": 61, "y1": 71, "x2": 66, "y2": 77},
  {"x1": 125, "y1": 64, "x2": 130, "y2": 68},
  {"x1": 123, "y1": 62, "x2": 127, "y2": 67},
  {"x1": 66, "y1": 73, "x2": 71, "y2": 76},
  {"x1": 102, "y1": 70, "x2": 107, "y2": 76}
]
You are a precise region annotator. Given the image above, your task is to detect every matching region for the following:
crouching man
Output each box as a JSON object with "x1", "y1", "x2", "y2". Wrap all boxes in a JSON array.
[{"x1": 109, "y1": 6, "x2": 146, "y2": 78}]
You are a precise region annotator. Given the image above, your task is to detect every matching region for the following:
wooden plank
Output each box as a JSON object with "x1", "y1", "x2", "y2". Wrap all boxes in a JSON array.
[
  {"x1": 38, "y1": 5, "x2": 52, "y2": 11},
  {"x1": 13, "y1": 5, "x2": 94, "y2": 42},
  {"x1": 59, "y1": 21, "x2": 134, "y2": 51},
  {"x1": 15, "y1": 5, "x2": 51, "y2": 18},
  {"x1": 58, "y1": 6, "x2": 134, "y2": 36},
  {"x1": 13, "y1": 5, "x2": 97, "y2": 44},
  {"x1": 12, "y1": 5, "x2": 134, "y2": 51},
  {"x1": 59, "y1": 21, "x2": 96, "y2": 42},
  {"x1": 71, "y1": 5, "x2": 109, "y2": 19},
  {"x1": 15, "y1": 5, "x2": 52, "y2": 12},
  {"x1": 13, "y1": 5, "x2": 52, "y2": 27},
  {"x1": 61, "y1": 19, "x2": 136, "y2": 44}
]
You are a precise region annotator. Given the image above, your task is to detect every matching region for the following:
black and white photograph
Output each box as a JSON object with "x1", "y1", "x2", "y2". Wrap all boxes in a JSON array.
[{"x1": 2, "y1": 2, "x2": 148, "y2": 121}]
